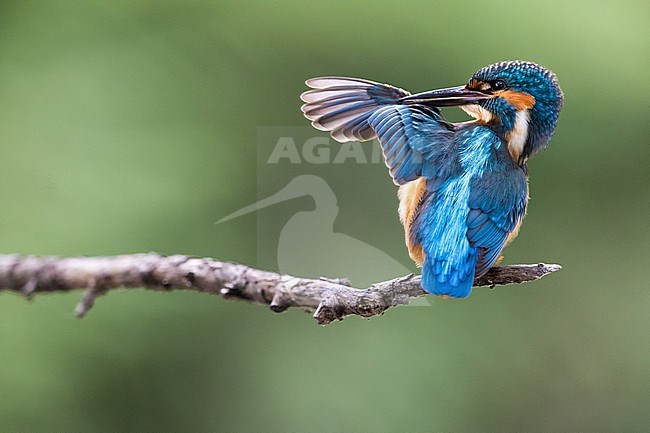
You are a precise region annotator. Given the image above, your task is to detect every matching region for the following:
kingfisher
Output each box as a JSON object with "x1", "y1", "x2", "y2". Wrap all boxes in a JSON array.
[{"x1": 300, "y1": 60, "x2": 563, "y2": 298}]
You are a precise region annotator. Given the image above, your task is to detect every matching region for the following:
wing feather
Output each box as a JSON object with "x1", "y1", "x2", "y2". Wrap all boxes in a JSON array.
[
  {"x1": 302, "y1": 77, "x2": 454, "y2": 184},
  {"x1": 467, "y1": 169, "x2": 528, "y2": 276}
]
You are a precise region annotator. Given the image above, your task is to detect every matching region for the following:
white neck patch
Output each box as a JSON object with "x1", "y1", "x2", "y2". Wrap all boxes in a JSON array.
[
  {"x1": 461, "y1": 104, "x2": 493, "y2": 123},
  {"x1": 507, "y1": 109, "x2": 530, "y2": 162},
  {"x1": 461, "y1": 104, "x2": 530, "y2": 163}
]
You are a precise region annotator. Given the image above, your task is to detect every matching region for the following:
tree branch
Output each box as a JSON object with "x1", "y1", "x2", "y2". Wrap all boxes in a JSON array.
[{"x1": 0, "y1": 253, "x2": 560, "y2": 325}]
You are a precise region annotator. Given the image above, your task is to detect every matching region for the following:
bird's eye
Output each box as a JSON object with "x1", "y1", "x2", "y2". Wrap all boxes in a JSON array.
[{"x1": 490, "y1": 80, "x2": 507, "y2": 91}]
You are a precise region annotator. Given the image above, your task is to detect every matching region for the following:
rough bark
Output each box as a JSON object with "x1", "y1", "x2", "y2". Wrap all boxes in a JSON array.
[{"x1": 0, "y1": 253, "x2": 560, "y2": 325}]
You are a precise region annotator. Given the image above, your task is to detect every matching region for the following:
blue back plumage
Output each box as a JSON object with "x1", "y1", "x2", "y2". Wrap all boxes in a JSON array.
[
  {"x1": 301, "y1": 61, "x2": 562, "y2": 298},
  {"x1": 415, "y1": 126, "x2": 527, "y2": 297}
]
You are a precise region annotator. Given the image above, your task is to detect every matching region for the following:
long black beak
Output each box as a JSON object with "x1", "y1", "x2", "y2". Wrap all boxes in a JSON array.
[{"x1": 399, "y1": 85, "x2": 490, "y2": 106}]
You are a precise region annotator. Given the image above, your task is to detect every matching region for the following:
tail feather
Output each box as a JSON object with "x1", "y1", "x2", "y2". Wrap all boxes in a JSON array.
[{"x1": 421, "y1": 250, "x2": 478, "y2": 298}]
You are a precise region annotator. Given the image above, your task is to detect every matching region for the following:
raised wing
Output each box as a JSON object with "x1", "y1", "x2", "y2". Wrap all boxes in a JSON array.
[
  {"x1": 301, "y1": 77, "x2": 454, "y2": 184},
  {"x1": 301, "y1": 77, "x2": 411, "y2": 142}
]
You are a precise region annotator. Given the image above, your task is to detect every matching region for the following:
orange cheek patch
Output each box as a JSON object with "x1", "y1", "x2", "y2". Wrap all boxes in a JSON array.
[{"x1": 500, "y1": 90, "x2": 536, "y2": 110}]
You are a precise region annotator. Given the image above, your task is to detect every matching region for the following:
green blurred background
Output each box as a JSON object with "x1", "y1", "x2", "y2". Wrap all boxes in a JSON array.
[{"x1": 1, "y1": 1, "x2": 648, "y2": 431}]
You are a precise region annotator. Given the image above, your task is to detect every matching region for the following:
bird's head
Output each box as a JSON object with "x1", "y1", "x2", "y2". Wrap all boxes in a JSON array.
[{"x1": 401, "y1": 60, "x2": 563, "y2": 164}]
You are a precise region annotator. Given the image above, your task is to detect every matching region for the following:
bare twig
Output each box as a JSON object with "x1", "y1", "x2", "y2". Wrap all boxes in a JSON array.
[{"x1": 0, "y1": 254, "x2": 561, "y2": 325}]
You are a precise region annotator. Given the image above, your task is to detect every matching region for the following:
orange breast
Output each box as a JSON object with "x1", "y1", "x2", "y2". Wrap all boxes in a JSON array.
[{"x1": 397, "y1": 178, "x2": 427, "y2": 266}]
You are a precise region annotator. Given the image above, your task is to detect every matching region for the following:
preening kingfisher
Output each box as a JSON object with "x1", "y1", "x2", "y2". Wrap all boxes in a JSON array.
[{"x1": 300, "y1": 60, "x2": 563, "y2": 298}]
